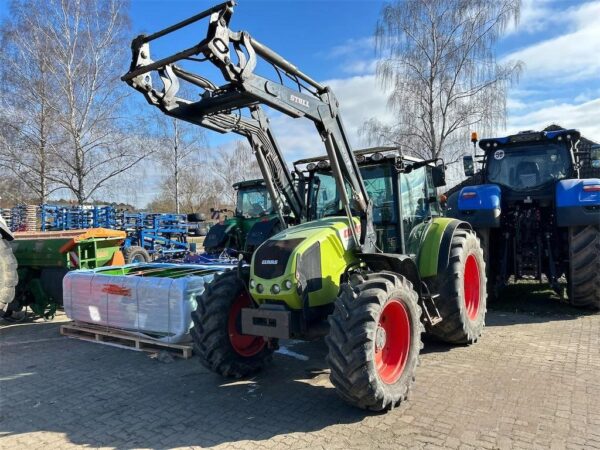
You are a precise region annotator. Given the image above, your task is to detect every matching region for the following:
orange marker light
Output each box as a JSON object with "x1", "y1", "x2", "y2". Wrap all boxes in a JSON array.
[{"x1": 471, "y1": 131, "x2": 478, "y2": 143}]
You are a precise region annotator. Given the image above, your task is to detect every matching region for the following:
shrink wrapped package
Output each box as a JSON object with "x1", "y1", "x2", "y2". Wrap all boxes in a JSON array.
[{"x1": 63, "y1": 264, "x2": 234, "y2": 343}]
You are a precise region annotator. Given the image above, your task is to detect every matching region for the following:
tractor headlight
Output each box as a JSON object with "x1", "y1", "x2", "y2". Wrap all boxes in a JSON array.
[
  {"x1": 271, "y1": 284, "x2": 281, "y2": 294},
  {"x1": 317, "y1": 160, "x2": 330, "y2": 169},
  {"x1": 306, "y1": 163, "x2": 316, "y2": 171},
  {"x1": 249, "y1": 279, "x2": 256, "y2": 289},
  {"x1": 284, "y1": 280, "x2": 293, "y2": 290},
  {"x1": 256, "y1": 284, "x2": 264, "y2": 293}
]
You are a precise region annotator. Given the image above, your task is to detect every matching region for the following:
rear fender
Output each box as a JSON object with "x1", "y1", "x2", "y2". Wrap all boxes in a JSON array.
[
  {"x1": 203, "y1": 221, "x2": 238, "y2": 250},
  {"x1": 453, "y1": 184, "x2": 501, "y2": 228},
  {"x1": 555, "y1": 178, "x2": 600, "y2": 226},
  {"x1": 413, "y1": 217, "x2": 473, "y2": 279}
]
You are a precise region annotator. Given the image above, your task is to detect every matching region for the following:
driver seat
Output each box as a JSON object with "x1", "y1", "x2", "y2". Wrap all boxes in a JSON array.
[{"x1": 515, "y1": 161, "x2": 540, "y2": 187}]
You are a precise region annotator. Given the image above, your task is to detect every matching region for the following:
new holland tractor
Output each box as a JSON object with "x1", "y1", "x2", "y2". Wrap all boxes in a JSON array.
[
  {"x1": 203, "y1": 179, "x2": 288, "y2": 256},
  {"x1": 0, "y1": 214, "x2": 18, "y2": 313},
  {"x1": 122, "y1": 1, "x2": 487, "y2": 411},
  {"x1": 447, "y1": 127, "x2": 600, "y2": 309}
]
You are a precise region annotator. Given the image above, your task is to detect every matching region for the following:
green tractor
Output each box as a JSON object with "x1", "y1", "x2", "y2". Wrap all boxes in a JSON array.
[
  {"x1": 203, "y1": 179, "x2": 288, "y2": 256},
  {"x1": 122, "y1": 2, "x2": 487, "y2": 410},
  {"x1": 0, "y1": 215, "x2": 18, "y2": 313},
  {"x1": 195, "y1": 148, "x2": 487, "y2": 410}
]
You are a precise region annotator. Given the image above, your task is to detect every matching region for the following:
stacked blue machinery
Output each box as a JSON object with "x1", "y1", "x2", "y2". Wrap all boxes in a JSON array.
[{"x1": 34, "y1": 205, "x2": 190, "y2": 257}]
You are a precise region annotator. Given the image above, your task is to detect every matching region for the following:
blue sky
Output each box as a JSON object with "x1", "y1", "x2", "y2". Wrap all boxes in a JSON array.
[
  {"x1": 1, "y1": 0, "x2": 599, "y2": 206},
  {"x1": 124, "y1": 0, "x2": 600, "y2": 154}
]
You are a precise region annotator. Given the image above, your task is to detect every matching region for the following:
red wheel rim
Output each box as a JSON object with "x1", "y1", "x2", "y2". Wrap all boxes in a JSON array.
[
  {"x1": 463, "y1": 254, "x2": 481, "y2": 321},
  {"x1": 227, "y1": 292, "x2": 266, "y2": 357},
  {"x1": 374, "y1": 299, "x2": 411, "y2": 385}
]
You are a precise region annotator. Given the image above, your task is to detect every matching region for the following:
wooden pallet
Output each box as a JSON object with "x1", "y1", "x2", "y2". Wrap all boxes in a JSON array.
[{"x1": 60, "y1": 322, "x2": 193, "y2": 359}]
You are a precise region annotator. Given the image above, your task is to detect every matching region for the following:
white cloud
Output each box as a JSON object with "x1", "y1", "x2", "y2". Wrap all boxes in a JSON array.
[
  {"x1": 329, "y1": 37, "x2": 375, "y2": 58},
  {"x1": 504, "y1": 0, "x2": 560, "y2": 36},
  {"x1": 267, "y1": 74, "x2": 394, "y2": 162},
  {"x1": 503, "y1": 1, "x2": 600, "y2": 82},
  {"x1": 506, "y1": 97, "x2": 600, "y2": 142}
]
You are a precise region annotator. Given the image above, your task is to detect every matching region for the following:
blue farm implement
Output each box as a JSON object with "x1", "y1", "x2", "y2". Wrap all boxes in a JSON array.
[{"x1": 10, "y1": 205, "x2": 191, "y2": 260}]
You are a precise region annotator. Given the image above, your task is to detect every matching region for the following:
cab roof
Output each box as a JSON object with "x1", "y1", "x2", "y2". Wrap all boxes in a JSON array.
[
  {"x1": 478, "y1": 128, "x2": 580, "y2": 151},
  {"x1": 294, "y1": 146, "x2": 424, "y2": 168},
  {"x1": 232, "y1": 179, "x2": 265, "y2": 190}
]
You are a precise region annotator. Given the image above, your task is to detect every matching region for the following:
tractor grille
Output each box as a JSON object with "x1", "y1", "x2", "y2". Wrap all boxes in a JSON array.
[
  {"x1": 254, "y1": 238, "x2": 304, "y2": 279},
  {"x1": 297, "y1": 242, "x2": 322, "y2": 293}
]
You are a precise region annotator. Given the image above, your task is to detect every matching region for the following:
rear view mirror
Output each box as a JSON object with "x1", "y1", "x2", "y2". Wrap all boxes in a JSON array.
[
  {"x1": 463, "y1": 155, "x2": 475, "y2": 177},
  {"x1": 591, "y1": 145, "x2": 600, "y2": 169},
  {"x1": 432, "y1": 165, "x2": 446, "y2": 187}
]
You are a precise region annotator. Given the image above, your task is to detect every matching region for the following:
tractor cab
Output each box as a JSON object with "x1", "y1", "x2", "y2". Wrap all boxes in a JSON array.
[
  {"x1": 204, "y1": 180, "x2": 283, "y2": 256},
  {"x1": 295, "y1": 147, "x2": 446, "y2": 254},
  {"x1": 463, "y1": 129, "x2": 579, "y2": 200},
  {"x1": 233, "y1": 180, "x2": 274, "y2": 219}
]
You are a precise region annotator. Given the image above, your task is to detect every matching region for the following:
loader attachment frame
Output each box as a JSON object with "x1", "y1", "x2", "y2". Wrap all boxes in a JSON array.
[{"x1": 121, "y1": 0, "x2": 375, "y2": 250}]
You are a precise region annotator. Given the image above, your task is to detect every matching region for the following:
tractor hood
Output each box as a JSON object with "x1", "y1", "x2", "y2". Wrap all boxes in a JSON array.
[{"x1": 249, "y1": 217, "x2": 360, "y2": 310}]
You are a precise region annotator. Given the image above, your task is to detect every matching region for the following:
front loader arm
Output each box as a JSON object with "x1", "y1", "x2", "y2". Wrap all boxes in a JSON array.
[{"x1": 121, "y1": 1, "x2": 375, "y2": 251}]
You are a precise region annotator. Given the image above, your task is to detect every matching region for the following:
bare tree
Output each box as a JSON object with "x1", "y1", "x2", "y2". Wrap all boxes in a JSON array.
[
  {"x1": 154, "y1": 115, "x2": 207, "y2": 213},
  {"x1": 210, "y1": 141, "x2": 262, "y2": 205},
  {"x1": 0, "y1": 0, "x2": 62, "y2": 203},
  {"x1": 35, "y1": 0, "x2": 148, "y2": 204},
  {"x1": 365, "y1": 0, "x2": 522, "y2": 166}
]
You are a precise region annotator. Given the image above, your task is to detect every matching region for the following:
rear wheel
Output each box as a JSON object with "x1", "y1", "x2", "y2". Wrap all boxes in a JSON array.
[
  {"x1": 426, "y1": 230, "x2": 487, "y2": 344},
  {"x1": 568, "y1": 225, "x2": 600, "y2": 309},
  {"x1": 123, "y1": 246, "x2": 150, "y2": 264},
  {"x1": 326, "y1": 272, "x2": 422, "y2": 411},
  {"x1": 191, "y1": 267, "x2": 274, "y2": 377},
  {"x1": 0, "y1": 239, "x2": 18, "y2": 312}
]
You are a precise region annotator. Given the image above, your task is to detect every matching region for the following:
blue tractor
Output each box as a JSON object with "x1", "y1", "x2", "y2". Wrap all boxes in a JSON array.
[{"x1": 446, "y1": 126, "x2": 600, "y2": 309}]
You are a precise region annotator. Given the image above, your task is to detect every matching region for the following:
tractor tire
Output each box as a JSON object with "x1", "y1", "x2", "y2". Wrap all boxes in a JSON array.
[
  {"x1": 326, "y1": 272, "x2": 423, "y2": 411},
  {"x1": 568, "y1": 225, "x2": 600, "y2": 309},
  {"x1": 191, "y1": 267, "x2": 274, "y2": 378},
  {"x1": 426, "y1": 230, "x2": 487, "y2": 344},
  {"x1": 123, "y1": 246, "x2": 150, "y2": 264},
  {"x1": 0, "y1": 239, "x2": 18, "y2": 312}
]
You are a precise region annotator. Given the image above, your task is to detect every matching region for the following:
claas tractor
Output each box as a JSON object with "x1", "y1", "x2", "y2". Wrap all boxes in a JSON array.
[
  {"x1": 0, "y1": 214, "x2": 18, "y2": 313},
  {"x1": 122, "y1": 1, "x2": 487, "y2": 411},
  {"x1": 203, "y1": 179, "x2": 288, "y2": 256},
  {"x1": 447, "y1": 126, "x2": 600, "y2": 309}
]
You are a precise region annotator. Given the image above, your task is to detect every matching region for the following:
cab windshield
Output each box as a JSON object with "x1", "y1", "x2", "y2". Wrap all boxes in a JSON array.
[
  {"x1": 486, "y1": 143, "x2": 572, "y2": 191},
  {"x1": 236, "y1": 186, "x2": 272, "y2": 218},
  {"x1": 309, "y1": 165, "x2": 395, "y2": 223}
]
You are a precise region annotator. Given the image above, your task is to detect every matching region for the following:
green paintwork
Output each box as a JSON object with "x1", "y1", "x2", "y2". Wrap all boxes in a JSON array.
[
  {"x1": 410, "y1": 217, "x2": 455, "y2": 278},
  {"x1": 9, "y1": 233, "x2": 124, "y2": 318},
  {"x1": 250, "y1": 216, "x2": 360, "y2": 310},
  {"x1": 10, "y1": 238, "x2": 71, "y2": 268},
  {"x1": 91, "y1": 264, "x2": 219, "y2": 279},
  {"x1": 10, "y1": 236, "x2": 122, "y2": 270}
]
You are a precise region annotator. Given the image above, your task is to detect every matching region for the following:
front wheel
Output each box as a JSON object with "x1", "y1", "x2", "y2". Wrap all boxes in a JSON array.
[
  {"x1": 191, "y1": 267, "x2": 274, "y2": 378},
  {"x1": 426, "y1": 230, "x2": 487, "y2": 344},
  {"x1": 326, "y1": 272, "x2": 423, "y2": 411}
]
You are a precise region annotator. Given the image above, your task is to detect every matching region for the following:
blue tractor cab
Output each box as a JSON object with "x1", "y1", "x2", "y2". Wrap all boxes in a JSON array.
[{"x1": 447, "y1": 127, "x2": 600, "y2": 308}]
